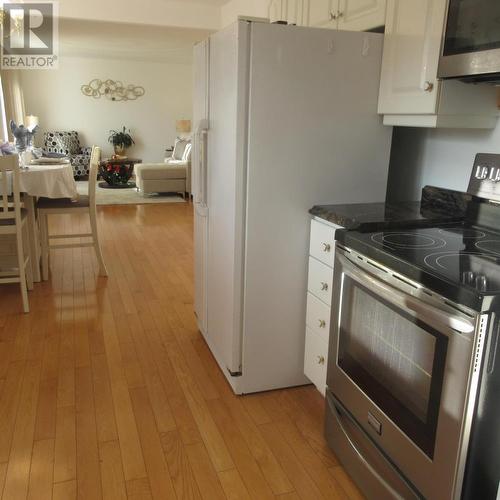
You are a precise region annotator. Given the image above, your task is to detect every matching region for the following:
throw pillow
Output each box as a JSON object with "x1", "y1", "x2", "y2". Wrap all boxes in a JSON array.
[
  {"x1": 45, "y1": 131, "x2": 81, "y2": 155},
  {"x1": 173, "y1": 137, "x2": 189, "y2": 161},
  {"x1": 182, "y1": 143, "x2": 192, "y2": 162}
]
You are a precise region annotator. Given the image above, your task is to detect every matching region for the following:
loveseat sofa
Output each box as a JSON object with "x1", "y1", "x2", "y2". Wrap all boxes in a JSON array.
[{"x1": 135, "y1": 138, "x2": 192, "y2": 197}]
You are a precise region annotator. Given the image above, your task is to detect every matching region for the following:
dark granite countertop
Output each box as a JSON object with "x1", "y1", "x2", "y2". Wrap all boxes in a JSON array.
[{"x1": 309, "y1": 186, "x2": 473, "y2": 231}]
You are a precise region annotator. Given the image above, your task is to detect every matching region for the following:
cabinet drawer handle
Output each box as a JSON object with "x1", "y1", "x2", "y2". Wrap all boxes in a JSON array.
[
  {"x1": 320, "y1": 282, "x2": 329, "y2": 291},
  {"x1": 322, "y1": 243, "x2": 331, "y2": 252},
  {"x1": 317, "y1": 355, "x2": 325, "y2": 365},
  {"x1": 423, "y1": 81, "x2": 434, "y2": 92},
  {"x1": 318, "y1": 319, "x2": 326, "y2": 328}
]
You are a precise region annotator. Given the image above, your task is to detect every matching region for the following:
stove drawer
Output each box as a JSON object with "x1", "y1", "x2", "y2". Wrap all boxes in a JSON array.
[
  {"x1": 309, "y1": 219, "x2": 336, "y2": 267},
  {"x1": 308, "y1": 257, "x2": 334, "y2": 306},
  {"x1": 325, "y1": 392, "x2": 419, "y2": 500},
  {"x1": 306, "y1": 292, "x2": 331, "y2": 341},
  {"x1": 304, "y1": 327, "x2": 328, "y2": 395}
]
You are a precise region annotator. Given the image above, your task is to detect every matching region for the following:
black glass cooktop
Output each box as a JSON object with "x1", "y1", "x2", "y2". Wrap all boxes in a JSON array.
[{"x1": 337, "y1": 224, "x2": 500, "y2": 311}]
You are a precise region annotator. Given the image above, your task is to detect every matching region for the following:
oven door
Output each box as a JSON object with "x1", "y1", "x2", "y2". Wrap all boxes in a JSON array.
[
  {"x1": 327, "y1": 248, "x2": 483, "y2": 500},
  {"x1": 439, "y1": 0, "x2": 500, "y2": 79}
]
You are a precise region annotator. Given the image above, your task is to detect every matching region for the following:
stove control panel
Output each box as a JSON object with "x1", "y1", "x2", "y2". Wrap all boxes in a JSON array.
[
  {"x1": 462, "y1": 271, "x2": 488, "y2": 292},
  {"x1": 468, "y1": 153, "x2": 500, "y2": 201}
]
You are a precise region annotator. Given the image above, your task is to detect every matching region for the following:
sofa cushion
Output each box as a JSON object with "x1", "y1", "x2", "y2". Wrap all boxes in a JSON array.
[
  {"x1": 164, "y1": 159, "x2": 188, "y2": 166},
  {"x1": 136, "y1": 164, "x2": 187, "y2": 181}
]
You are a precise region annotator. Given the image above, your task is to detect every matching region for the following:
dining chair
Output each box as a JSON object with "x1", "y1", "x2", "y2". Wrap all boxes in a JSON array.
[
  {"x1": 38, "y1": 146, "x2": 107, "y2": 280},
  {"x1": 0, "y1": 155, "x2": 33, "y2": 313}
]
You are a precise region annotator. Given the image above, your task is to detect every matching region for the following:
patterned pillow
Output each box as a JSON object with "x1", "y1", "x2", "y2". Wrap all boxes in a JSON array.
[{"x1": 45, "y1": 131, "x2": 81, "y2": 155}]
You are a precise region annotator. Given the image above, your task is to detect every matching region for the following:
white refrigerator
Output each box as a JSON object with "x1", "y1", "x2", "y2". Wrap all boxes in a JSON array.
[{"x1": 193, "y1": 21, "x2": 392, "y2": 394}]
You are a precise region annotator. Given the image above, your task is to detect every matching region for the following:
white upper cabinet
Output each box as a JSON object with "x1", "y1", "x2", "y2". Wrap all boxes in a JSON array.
[
  {"x1": 269, "y1": 0, "x2": 386, "y2": 31},
  {"x1": 307, "y1": 0, "x2": 336, "y2": 28},
  {"x1": 378, "y1": 0, "x2": 446, "y2": 115},
  {"x1": 337, "y1": 0, "x2": 386, "y2": 32},
  {"x1": 378, "y1": 0, "x2": 498, "y2": 128},
  {"x1": 286, "y1": 0, "x2": 309, "y2": 25},
  {"x1": 269, "y1": 0, "x2": 286, "y2": 23}
]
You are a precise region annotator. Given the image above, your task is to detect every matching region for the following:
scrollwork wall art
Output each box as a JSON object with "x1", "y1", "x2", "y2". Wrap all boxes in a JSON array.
[{"x1": 81, "y1": 79, "x2": 145, "y2": 102}]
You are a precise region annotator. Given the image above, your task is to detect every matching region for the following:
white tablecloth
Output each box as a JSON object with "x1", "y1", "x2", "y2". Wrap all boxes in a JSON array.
[
  {"x1": 7, "y1": 164, "x2": 78, "y2": 199},
  {"x1": 20, "y1": 164, "x2": 77, "y2": 199}
]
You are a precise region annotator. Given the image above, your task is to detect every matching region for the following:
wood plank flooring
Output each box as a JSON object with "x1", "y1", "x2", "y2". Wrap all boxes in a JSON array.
[{"x1": 0, "y1": 202, "x2": 363, "y2": 500}]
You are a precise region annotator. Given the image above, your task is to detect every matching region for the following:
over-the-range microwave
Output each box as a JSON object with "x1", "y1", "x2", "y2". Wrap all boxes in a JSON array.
[{"x1": 438, "y1": 0, "x2": 500, "y2": 83}]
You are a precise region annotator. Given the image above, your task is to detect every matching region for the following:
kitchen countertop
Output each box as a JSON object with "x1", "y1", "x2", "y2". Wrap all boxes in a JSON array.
[{"x1": 309, "y1": 186, "x2": 473, "y2": 231}]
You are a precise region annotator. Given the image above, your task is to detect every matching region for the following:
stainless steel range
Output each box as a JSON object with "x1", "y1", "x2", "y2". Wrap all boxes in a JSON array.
[{"x1": 325, "y1": 154, "x2": 500, "y2": 500}]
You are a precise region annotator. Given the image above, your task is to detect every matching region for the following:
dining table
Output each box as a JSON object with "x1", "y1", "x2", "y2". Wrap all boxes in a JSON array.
[{"x1": 17, "y1": 163, "x2": 78, "y2": 282}]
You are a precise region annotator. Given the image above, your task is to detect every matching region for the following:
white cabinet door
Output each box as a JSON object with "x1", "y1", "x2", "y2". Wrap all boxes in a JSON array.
[
  {"x1": 270, "y1": 0, "x2": 287, "y2": 23},
  {"x1": 287, "y1": 0, "x2": 308, "y2": 25},
  {"x1": 269, "y1": 0, "x2": 278, "y2": 22},
  {"x1": 337, "y1": 0, "x2": 386, "y2": 31},
  {"x1": 308, "y1": 0, "x2": 337, "y2": 28},
  {"x1": 286, "y1": 0, "x2": 298, "y2": 24},
  {"x1": 378, "y1": 0, "x2": 448, "y2": 115}
]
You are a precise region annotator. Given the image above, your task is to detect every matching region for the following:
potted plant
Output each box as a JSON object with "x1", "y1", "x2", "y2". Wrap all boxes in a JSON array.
[{"x1": 108, "y1": 126, "x2": 134, "y2": 155}]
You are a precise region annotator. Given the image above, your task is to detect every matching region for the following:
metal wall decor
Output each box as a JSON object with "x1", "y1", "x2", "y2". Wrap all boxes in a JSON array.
[{"x1": 81, "y1": 79, "x2": 145, "y2": 101}]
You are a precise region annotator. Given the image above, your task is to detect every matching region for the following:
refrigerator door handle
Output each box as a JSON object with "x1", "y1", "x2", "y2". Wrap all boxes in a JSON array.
[
  {"x1": 201, "y1": 129, "x2": 208, "y2": 206},
  {"x1": 195, "y1": 119, "x2": 209, "y2": 206}
]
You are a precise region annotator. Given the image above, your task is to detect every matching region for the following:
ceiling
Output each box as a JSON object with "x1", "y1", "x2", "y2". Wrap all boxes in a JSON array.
[{"x1": 59, "y1": 18, "x2": 212, "y2": 63}]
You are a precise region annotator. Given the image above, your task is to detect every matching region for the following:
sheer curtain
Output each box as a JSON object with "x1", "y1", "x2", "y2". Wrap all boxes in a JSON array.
[{"x1": 0, "y1": 70, "x2": 26, "y2": 141}]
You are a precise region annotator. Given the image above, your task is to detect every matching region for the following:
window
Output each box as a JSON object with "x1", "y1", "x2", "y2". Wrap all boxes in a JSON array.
[{"x1": 0, "y1": 75, "x2": 8, "y2": 143}]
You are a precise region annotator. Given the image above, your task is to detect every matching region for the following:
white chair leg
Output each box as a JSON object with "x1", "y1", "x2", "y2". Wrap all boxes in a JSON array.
[
  {"x1": 16, "y1": 230, "x2": 29, "y2": 313},
  {"x1": 24, "y1": 225, "x2": 34, "y2": 291},
  {"x1": 25, "y1": 258, "x2": 34, "y2": 291},
  {"x1": 39, "y1": 212, "x2": 50, "y2": 281},
  {"x1": 89, "y1": 208, "x2": 107, "y2": 277}
]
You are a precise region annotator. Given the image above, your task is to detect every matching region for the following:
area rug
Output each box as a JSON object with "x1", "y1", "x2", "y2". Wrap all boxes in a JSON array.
[{"x1": 76, "y1": 180, "x2": 186, "y2": 206}]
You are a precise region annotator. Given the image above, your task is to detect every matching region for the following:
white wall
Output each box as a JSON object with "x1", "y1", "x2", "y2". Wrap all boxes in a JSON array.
[
  {"x1": 387, "y1": 120, "x2": 500, "y2": 201},
  {"x1": 221, "y1": 0, "x2": 271, "y2": 27},
  {"x1": 20, "y1": 56, "x2": 192, "y2": 162}
]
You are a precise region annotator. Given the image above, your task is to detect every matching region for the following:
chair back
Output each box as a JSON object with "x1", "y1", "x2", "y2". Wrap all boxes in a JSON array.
[
  {"x1": 88, "y1": 146, "x2": 101, "y2": 209},
  {"x1": 0, "y1": 155, "x2": 22, "y2": 226}
]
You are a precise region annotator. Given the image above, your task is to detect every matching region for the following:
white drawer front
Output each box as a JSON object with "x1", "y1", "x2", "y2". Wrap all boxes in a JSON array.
[
  {"x1": 306, "y1": 292, "x2": 330, "y2": 342},
  {"x1": 309, "y1": 219, "x2": 336, "y2": 267},
  {"x1": 304, "y1": 327, "x2": 328, "y2": 395},
  {"x1": 307, "y1": 257, "x2": 334, "y2": 306}
]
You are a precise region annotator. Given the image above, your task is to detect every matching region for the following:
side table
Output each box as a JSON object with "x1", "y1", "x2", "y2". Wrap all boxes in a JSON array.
[{"x1": 99, "y1": 157, "x2": 142, "y2": 189}]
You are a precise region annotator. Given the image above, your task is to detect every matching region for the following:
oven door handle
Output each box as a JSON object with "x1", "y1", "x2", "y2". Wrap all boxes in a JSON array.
[{"x1": 338, "y1": 254, "x2": 476, "y2": 335}]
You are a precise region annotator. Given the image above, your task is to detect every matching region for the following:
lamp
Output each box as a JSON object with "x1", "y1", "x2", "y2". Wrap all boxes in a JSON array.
[
  {"x1": 25, "y1": 115, "x2": 39, "y2": 130},
  {"x1": 176, "y1": 119, "x2": 191, "y2": 138}
]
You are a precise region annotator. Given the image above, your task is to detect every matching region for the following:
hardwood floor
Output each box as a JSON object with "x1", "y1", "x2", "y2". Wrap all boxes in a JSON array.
[{"x1": 0, "y1": 202, "x2": 363, "y2": 500}]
